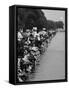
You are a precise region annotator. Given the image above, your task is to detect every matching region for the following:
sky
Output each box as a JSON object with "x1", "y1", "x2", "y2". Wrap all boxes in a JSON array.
[{"x1": 42, "y1": 9, "x2": 65, "y2": 23}]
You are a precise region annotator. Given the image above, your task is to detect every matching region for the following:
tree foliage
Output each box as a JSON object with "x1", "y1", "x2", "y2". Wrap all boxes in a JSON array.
[
  {"x1": 18, "y1": 8, "x2": 64, "y2": 31},
  {"x1": 46, "y1": 20, "x2": 64, "y2": 30},
  {"x1": 18, "y1": 8, "x2": 47, "y2": 30}
]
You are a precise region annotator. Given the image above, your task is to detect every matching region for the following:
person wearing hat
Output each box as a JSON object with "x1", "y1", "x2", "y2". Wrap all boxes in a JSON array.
[{"x1": 32, "y1": 27, "x2": 38, "y2": 38}]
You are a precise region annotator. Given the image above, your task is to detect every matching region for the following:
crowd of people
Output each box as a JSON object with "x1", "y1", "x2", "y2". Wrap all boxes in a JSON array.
[{"x1": 17, "y1": 26, "x2": 57, "y2": 82}]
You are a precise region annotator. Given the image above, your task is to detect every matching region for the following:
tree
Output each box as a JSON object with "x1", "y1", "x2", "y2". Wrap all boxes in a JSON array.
[
  {"x1": 55, "y1": 21, "x2": 64, "y2": 29},
  {"x1": 46, "y1": 20, "x2": 56, "y2": 30},
  {"x1": 46, "y1": 20, "x2": 64, "y2": 30},
  {"x1": 18, "y1": 8, "x2": 64, "y2": 31},
  {"x1": 18, "y1": 8, "x2": 47, "y2": 31}
]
